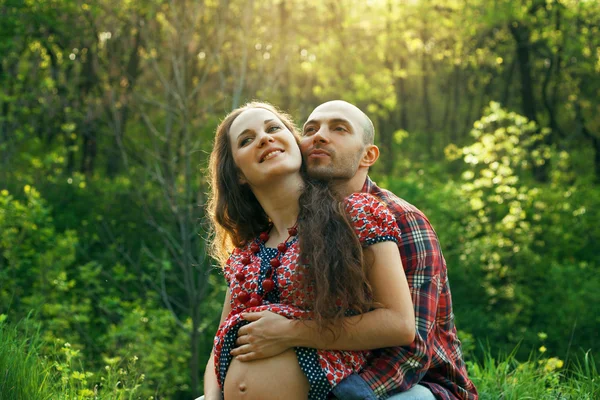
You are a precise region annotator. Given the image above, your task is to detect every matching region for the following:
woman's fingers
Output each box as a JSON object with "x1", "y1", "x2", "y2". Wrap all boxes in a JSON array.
[
  {"x1": 235, "y1": 333, "x2": 250, "y2": 347},
  {"x1": 235, "y1": 351, "x2": 257, "y2": 362},
  {"x1": 230, "y1": 344, "x2": 252, "y2": 357},
  {"x1": 241, "y1": 312, "x2": 263, "y2": 322}
]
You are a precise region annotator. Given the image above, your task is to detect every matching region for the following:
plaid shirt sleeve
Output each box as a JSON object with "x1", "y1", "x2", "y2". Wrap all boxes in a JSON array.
[{"x1": 361, "y1": 179, "x2": 478, "y2": 400}]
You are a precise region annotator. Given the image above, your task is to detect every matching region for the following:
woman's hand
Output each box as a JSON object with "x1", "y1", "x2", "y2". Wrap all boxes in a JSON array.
[{"x1": 231, "y1": 311, "x2": 295, "y2": 361}]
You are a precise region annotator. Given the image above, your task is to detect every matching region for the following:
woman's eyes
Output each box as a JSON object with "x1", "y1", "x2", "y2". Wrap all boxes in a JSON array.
[{"x1": 239, "y1": 125, "x2": 282, "y2": 147}]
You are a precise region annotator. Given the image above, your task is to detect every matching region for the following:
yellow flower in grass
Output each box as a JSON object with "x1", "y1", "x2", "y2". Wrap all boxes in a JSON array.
[
  {"x1": 539, "y1": 345, "x2": 547, "y2": 353},
  {"x1": 544, "y1": 357, "x2": 564, "y2": 372},
  {"x1": 78, "y1": 388, "x2": 95, "y2": 397},
  {"x1": 103, "y1": 356, "x2": 121, "y2": 365},
  {"x1": 72, "y1": 371, "x2": 86, "y2": 380}
]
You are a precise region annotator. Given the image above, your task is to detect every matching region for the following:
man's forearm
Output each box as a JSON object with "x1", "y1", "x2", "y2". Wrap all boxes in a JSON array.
[{"x1": 288, "y1": 308, "x2": 413, "y2": 351}]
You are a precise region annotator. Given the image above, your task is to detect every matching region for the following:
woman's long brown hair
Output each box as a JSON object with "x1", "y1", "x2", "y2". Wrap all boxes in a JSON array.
[{"x1": 207, "y1": 102, "x2": 373, "y2": 330}]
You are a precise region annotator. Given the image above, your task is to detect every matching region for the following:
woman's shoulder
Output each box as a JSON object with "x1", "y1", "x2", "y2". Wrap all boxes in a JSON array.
[
  {"x1": 343, "y1": 192, "x2": 401, "y2": 245},
  {"x1": 343, "y1": 192, "x2": 390, "y2": 215}
]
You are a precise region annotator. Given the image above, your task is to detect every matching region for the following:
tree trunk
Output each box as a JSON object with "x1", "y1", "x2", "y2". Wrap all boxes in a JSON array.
[
  {"x1": 107, "y1": 28, "x2": 141, "y2": 177},
  {"x1": 421, "y1": 51, "x2": 434, "y2": 156},
  {"x1": 577, "y1": 102, "x2": 600, "y2": 182},
  {"x1": 510, "y1": 22, "x2": 548, "y2": 182},
  {"x1": 501, "y1": 57, "x2": 517, "y2": 106},
  {"x1": 450, "y1": 66, "x2": 461, "y2": 143},
  {"x1": 396, "y1": 58, "x2": 409, "y2": 131},
  {"x1": 510, "y1": 24, "x2": 537, "y2": 123}
]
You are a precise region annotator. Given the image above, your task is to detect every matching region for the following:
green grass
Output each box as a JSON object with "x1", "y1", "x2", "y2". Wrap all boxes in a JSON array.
[
  {"x1": 469, "y1": 348, "x2": 599, "y2": 399},
  {"x1": 0, "y1": 317, "x2": 146, "y2": 400},
  {"x1": 1, "y1": 316, "x2": 599, "y2": 399},
  {"x1": 0, "y1": 317, "x2": 54, "y2": 400}
]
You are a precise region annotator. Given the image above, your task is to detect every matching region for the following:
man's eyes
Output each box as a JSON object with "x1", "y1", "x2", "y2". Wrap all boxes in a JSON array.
[{"x1": 303, "y1": 127, "x2": 316, "y2": 135}]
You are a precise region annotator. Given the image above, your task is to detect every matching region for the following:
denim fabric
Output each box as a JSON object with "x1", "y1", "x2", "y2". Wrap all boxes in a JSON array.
[
  {"x1": 331, "y1": 373, "x2": 436, "y2": 400},
  {"x1": 330, "y1": 373, "x2": 378, "y2": 400},
  {"x1": 387, "y1": 384, "x2": 436, "y2": 400}
]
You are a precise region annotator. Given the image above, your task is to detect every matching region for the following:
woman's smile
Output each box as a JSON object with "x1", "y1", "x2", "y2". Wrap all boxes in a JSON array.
[{"x1": 260, "y1": 149, "x2": 284, "y2": 163}]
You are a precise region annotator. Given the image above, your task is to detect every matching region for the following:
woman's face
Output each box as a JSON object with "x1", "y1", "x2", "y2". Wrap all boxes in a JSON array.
[{"x1": 228, "y1": 108, "x2": 302, "y2": 187}]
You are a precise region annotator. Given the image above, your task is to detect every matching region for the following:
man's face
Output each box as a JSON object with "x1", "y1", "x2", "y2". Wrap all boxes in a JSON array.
[{"x1": 300, "y1": 102, "x2": 367, "y2": 180}]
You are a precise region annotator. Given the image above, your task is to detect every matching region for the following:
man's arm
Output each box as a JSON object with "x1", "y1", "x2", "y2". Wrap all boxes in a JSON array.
[
  {"x1": 358, "y1": 210, "x2": 444, "y2": 395},
  {"x1": 231, "y1": 241, "x2": 416, "y2": 359}
]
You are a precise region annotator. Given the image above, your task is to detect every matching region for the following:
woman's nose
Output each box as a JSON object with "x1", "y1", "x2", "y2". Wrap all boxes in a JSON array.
[{"x1": 257, "y1": 132, "x2": 275, "y2": 147}]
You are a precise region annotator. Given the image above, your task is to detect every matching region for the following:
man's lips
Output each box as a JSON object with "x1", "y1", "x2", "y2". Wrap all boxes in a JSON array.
[{"x1": 307, "y1": 149, "x2": 331, "y2": 158}]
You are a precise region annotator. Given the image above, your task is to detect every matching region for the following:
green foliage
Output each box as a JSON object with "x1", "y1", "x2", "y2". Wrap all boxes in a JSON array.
[
  {"x1": 0, "y1": 317, "x2": 148, "y2": 400},
  {"x1": 1, "y1": 0, "x2": 599, "y2": 397},
  {"x1": 469, "y1": 348, "x2": 599, "y2": 400},
  {"x1": 0, "y1": 186, "x2": 215, "y2": 399},
  {"x1": 0, "y1": 318, "x2": 54, "y2": 400},
  {"x1": 377, "y1": 103, "x2": 600, "y2": 365}
]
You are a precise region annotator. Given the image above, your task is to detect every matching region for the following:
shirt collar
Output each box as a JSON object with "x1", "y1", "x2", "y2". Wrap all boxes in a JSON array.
[{"x1": 361, "y1": 176, "x2": 374, "y2": 193}]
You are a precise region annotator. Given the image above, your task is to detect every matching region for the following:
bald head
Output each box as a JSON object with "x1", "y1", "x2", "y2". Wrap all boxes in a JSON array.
[{"x1": 310, "y1": 100, "x2": 375, "y2": 145}]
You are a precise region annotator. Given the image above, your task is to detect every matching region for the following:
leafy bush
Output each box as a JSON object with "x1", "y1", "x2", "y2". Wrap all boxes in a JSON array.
[{"x1": 376, "y1": 103, "x2": 600, "y2": 364}]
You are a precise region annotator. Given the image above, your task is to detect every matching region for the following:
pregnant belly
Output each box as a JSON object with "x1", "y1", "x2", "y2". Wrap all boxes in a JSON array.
[{"x1": 224, "y1": 349, "x2": 309, "y2": 400}]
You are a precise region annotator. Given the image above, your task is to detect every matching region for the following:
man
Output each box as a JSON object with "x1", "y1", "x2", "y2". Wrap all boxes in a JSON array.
[{"x1": 229, "y1": 100, "x2": 478, "y2": 399}]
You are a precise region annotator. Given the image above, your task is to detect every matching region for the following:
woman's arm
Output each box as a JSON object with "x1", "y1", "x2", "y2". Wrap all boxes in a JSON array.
[
  {"x1": 203, "y1": 289, "x2": 233, "y2": 400},
  {"x1": 232, "y1": 241, "x2": 415, "y2": 359}
]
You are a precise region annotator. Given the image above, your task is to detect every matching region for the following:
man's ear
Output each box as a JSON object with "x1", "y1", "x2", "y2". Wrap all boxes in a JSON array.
[{"x1": 359, "y1": 145, "x2": 379, "y2": 168}]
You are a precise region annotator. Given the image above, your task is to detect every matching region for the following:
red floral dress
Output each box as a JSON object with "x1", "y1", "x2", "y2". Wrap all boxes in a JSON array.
[{"x1": 213, "y1": 193, "x2": 402, "y2": 399}]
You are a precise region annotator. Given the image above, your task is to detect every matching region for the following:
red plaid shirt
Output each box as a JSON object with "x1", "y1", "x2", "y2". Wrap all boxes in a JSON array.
[{"x1": 360, "y1": 177, "x2": 478, "y2": 400}]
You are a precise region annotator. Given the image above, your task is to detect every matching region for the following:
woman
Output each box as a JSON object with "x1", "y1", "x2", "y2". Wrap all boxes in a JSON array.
[{"x1": 204, "y1": 102, "x2": 415, "y2": 400}]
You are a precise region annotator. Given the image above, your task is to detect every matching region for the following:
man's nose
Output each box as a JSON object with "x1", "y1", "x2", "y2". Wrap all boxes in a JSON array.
[{"x1": 312, "y1": 128, "x2": 330, "y2": 144}]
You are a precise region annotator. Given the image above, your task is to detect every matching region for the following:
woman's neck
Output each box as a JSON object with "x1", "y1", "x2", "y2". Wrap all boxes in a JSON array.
[{"x1": 251, "y1": 173, "x2": 303, "y2": 241}]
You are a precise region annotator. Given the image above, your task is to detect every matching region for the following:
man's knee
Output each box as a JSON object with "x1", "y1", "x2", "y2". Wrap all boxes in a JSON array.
[{"x1": 387, "y1": 384, "x2": 435, "y2": 400}]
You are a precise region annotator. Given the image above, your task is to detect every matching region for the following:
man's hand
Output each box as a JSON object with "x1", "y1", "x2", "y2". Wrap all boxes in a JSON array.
[{"x1": 230, "y1": 311, "x2": 295, "y2": 362}]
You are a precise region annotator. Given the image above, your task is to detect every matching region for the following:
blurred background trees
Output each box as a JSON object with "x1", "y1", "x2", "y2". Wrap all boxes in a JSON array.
[{"x1": 1, "y1": 0, "x2": 598, "y2": 398}]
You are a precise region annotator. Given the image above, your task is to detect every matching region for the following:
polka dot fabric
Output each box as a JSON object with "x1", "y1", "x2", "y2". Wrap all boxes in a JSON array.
[{"x1": 213, "y1": 193, "x2": 402, "y2": 399}]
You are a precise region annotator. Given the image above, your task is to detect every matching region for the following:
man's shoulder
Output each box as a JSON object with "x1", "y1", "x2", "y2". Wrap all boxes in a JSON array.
[{"x1": 364, "y1": 180, "x2": 428, "y2": 220}]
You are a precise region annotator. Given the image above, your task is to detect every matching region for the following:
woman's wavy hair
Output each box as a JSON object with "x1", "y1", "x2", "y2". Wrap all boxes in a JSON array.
[
  {"x1": 207, "y1": 102, "x2": 373, "y2": 329},
  {"x1": 207, "y1": 102, "x2": 299, "y2": 264}
]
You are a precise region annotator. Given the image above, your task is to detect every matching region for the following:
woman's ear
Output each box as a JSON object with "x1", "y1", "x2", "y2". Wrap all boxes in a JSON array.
[{"x1": 360, "y1": 145, "x2": 379, "y2": 168}]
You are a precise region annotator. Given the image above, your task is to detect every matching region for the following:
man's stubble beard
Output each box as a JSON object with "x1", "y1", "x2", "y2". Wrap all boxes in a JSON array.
[{"x1": 305, "y1": 160, "x2": 358, "y2": 181}]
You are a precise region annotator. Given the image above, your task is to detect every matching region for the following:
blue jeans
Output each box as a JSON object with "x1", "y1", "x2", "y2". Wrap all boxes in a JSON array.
[
  {"x1": 331, "y1": 373, "x2": 435, "y2": 400},
  {"x1": 387, "y1": 385, "x2": 436, "y2": 400}
]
